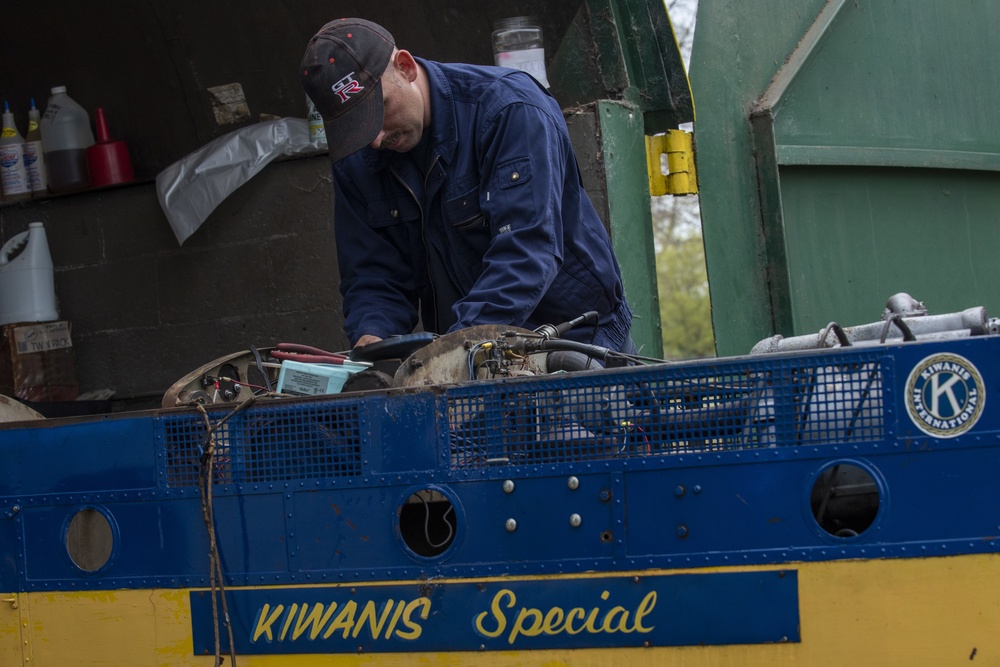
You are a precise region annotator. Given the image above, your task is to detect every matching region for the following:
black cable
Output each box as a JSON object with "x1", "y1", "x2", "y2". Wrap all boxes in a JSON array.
[
  {"x1": 508, "y1": 333, "x2": 667, "y2": 366},
  {"x1": 419, "y1": 493, "x2": 455, "y2": 549},
  {"x1": 584, "y1": 317, "x2": 599, "y2": 371},
  {"x1": 250, "y1": 345, "x2": 272, "y2": 392}
]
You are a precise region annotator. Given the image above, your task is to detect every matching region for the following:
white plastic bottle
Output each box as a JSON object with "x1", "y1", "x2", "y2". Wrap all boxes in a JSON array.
[
  {"x1": 40, "y1": 86, "x2": 94, "y2": 193},
  {"x1": 23, "y1": 98, "x2": 47, "y2": 195},
  {"x1": 307, "y1": 95, "x2": 326, "y2": 146},
  {"x1": 0, "y1": 222, "x2": 58, "y2": 325},
  {"x1": 0, "y1": 101, "x2": 30, "y2": 201}
]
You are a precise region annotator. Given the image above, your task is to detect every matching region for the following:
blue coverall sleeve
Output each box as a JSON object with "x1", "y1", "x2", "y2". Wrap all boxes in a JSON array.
[
  {"x1": 449, "y1": 99, "x2": 571, "y2": 331},
  {"x1": 333, "y1": 168, "x2": 420, "y2": 345}
]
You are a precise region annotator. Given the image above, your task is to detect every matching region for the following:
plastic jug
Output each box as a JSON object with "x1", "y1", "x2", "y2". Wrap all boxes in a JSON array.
[
  {"x1": 0, "y1": 222, "x2": 58, "y2": 325},
  {"x1": 40, "y1": 86, "x2": 95, "y2": 193}
]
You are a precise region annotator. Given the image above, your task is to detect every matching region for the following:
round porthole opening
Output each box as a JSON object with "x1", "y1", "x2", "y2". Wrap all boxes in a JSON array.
[
  {"x1": 398, "y1": 488, "x2": 457, "y2": 558},
  {"x1": 810, "y1": 463, "x2": 880, "y2": 538},
  {"x1": 66, "y1": 507, "x2": 115, "y2": 572}
]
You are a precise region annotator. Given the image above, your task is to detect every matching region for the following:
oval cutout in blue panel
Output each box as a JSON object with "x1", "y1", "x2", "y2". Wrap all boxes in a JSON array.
[
  {"x1": 396, "y1": 485, "x2": 463, "y2": 561},
  {"x1": 808, "y1": 460, "x2": 884, "y2": 540},
  {"x1": 65, "y1": 506, "x2": 117, "y2": 574}
]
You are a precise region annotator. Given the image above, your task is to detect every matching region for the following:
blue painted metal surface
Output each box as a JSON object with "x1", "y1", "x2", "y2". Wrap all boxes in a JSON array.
[{"x1": 1, "y1": 333, "x2": 999, "y2": 597}]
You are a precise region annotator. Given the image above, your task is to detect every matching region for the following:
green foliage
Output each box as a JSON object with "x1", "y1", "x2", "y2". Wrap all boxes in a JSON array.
[
  {"x1": 653, "y1": 195, "x2": 715, "y2": 359},
  {"x1": 656, "y1": 233, "x2": 714, "y2": 358}
]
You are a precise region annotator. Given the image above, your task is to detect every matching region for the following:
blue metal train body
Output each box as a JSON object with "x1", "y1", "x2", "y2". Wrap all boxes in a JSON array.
[{"x1": 0, "y1": 316, "x2": 997, "y2": 663}]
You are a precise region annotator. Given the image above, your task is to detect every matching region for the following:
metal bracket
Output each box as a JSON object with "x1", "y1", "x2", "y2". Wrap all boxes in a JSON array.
[{"x1": 645, "y1": 129, "x2": 698, "y2": 196}]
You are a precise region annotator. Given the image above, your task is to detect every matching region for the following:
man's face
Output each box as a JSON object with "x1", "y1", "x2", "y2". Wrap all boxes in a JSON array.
[{"x1": 371, "y1": 66, "x2": 424, "y2": 153}]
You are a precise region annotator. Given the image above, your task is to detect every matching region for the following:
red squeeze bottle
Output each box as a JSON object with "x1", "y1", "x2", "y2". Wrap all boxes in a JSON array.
[{"x1": 86, "y1": 108, "x2": 135, "y2": 187}]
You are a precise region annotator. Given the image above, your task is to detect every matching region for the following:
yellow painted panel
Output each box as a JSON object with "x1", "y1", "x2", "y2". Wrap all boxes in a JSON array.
[
  {"x1": 0, "y1": 593, "x2": 23, "y2": 666},
  {"x1": 798, "y1": 553, "x2": 1000, "y2": 665},
  {"x1": 23, "y1": 588, "x2": 193, "y2": 666},
  {"x1": 8, "y1": 555, "x2": 1000, "y2": 666}
]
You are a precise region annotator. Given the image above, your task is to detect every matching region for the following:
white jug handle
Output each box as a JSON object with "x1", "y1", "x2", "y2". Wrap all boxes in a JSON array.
[{"x1": 0, "y1": 231, "x2": 29, "y2": 266}]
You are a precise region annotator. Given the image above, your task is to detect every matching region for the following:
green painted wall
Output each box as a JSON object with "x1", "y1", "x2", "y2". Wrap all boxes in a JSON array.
[
  {"x1": 780, "y1": 167, "x2": 1000, "y2": 330},
  {"x1": 689, "y1": 0, "x2": 826, "y2": 356},
  {"x1": 691, "y1": 0, "x2": 1000, "y2": 355}
]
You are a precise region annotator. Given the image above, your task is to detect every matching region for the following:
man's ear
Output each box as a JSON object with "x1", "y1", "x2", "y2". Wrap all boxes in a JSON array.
[{"x1": 394, "y1": 50, "x2": 419, "y2": 83}]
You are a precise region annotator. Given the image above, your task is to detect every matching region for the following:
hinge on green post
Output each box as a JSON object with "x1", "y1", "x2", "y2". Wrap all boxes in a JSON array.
[{"x1": 645, "y1": 129, "x2": 698, "y2": 196}]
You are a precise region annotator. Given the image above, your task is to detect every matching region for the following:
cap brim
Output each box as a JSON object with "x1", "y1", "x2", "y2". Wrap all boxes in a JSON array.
[{"x1": 323, "y1": 78, "x2": 385, "y2": 163}]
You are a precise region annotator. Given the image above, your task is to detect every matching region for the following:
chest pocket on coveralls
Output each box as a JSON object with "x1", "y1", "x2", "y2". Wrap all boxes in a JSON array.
[
  {"x1": 444, "y1": 187, "x2": 486, "y2": 231},
  {"x1": 366, "y1": 195, "x2": 420, "y2": 229}
]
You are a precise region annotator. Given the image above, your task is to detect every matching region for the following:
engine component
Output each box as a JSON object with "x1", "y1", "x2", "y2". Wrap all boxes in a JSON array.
[
  {"x1": 393, "y1": 325, "x2": 546, "y2": 387},
  {"x1": 751, "y1": 294, "x2": 988, "y2": 355},
  {"x1": 341, "y1": 369, "x2": 395, "y2": 392},
  {"x1": 162, "y1": 348, "x2": 279, "y2": 408}
]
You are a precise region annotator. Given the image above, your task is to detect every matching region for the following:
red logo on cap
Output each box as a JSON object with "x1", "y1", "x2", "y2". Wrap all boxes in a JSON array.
[{"x1": 332, "y1": 72, "x2": 364, "y2": 103}]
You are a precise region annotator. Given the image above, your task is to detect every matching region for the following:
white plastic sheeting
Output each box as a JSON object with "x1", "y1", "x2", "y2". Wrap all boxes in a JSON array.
[{"x1": 156, "y1": 118, "x2": 327, "y2": 245}]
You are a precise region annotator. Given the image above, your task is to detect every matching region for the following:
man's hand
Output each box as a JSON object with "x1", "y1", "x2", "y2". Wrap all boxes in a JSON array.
[{"x1": 354, "y1": 334, "x2": 383, "y2": 348}]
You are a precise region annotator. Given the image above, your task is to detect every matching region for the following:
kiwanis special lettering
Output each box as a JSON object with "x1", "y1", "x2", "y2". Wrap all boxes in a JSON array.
[
  {"x1": 252, "y1": 597, "x2": 432, "y2": 643},
  {"x1": 189, "y1": 572, "x2": 800, "y2": 654},
  {"x1": 248, "y1": 589, "x2": 656, "y2": 646},
  {"x1": 474, "y1": 589, "x2": 657, "y2": 644}
]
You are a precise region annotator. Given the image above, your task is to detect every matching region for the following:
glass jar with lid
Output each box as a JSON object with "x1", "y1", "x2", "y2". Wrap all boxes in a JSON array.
[{"x1": 492, "y1": 16, "x2": 549, "y2": 88}]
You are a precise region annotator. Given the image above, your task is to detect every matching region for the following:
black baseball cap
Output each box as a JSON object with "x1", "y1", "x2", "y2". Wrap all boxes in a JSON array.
[{"x1": 301, "y1": 18, "x2": 395, "y2": 162}]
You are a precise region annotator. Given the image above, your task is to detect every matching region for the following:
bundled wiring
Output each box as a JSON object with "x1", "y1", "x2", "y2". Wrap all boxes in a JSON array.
[
  {"x1": 196, "y1": 396, "x2": 256, "y2": 666},
  {"x1": 466, "y1": 339, "x2": 540, "y2": 379}
]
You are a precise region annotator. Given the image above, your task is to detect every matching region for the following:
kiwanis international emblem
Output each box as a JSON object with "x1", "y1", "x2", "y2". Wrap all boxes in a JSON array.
[{"x1": 905, "y1": 353, "x2": 985, "y2": 437}]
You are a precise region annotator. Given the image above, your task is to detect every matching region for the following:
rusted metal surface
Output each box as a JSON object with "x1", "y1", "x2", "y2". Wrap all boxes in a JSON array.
[
  {"x1": 393, "y1": 325, "x2": 546, "y2": 387},
  {"x1": 0, "y1": 394, "x2": 43, "y2": 422}
]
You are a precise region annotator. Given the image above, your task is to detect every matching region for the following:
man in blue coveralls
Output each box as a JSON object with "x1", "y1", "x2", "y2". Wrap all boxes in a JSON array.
[{"x1": 301, "y1": 18, "x2": 634, "y2": 356}]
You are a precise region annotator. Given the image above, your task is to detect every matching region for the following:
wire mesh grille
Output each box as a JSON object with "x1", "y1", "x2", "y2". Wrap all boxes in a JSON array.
[
  {"x1": 162, "y1": 401, "x2": 364, "y2": 488},
  {"x1": 447, "y1": 352, "x2": 887, "y2": 468},
  {"x1": 159, "y1": 351, "x2": 889, "y2": 483}
]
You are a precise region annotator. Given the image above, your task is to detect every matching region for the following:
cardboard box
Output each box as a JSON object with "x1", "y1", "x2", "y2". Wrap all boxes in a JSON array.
[{"x1": 0, "y1": 321, "x2": 79, "y2": 402}]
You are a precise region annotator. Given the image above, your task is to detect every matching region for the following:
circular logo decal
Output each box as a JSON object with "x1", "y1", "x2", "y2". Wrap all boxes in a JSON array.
[{"x1": 905, "y1": 353, "x2": 985, "y2": 437}]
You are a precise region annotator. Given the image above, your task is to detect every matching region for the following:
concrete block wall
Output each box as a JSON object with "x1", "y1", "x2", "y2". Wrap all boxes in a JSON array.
[{"x1": 0, "y1": 155, "x2": 344, "y2": 411}]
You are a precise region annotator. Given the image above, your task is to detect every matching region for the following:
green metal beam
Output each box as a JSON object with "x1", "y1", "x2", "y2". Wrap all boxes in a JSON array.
[
  {"x1": 549, "y1": 0, "x2": 693, "y2": 130},
  {"x1": 547, "y1": 0, "x2": 694, "y2": 357},
  {"x1": 601, "y1": 0, "x2": 695, "y2": 131},
  {"x1": 598, "y1": 100, "x2": 663, "y2": 357},
  {"x1": 775, "y1": 145, "x2": 1000, "y2": 171}
]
